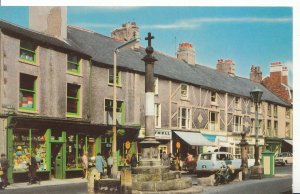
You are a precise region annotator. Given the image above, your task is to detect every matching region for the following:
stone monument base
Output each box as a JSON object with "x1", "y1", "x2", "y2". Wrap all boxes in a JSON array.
[{"x1": 249, "y1": 165, "x2": 264, "y2": 179}]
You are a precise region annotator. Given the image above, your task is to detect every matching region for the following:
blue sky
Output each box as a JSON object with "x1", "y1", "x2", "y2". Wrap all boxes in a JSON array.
[{"x1": 0, "y1": 6, "x2": 293, "y2": 86}]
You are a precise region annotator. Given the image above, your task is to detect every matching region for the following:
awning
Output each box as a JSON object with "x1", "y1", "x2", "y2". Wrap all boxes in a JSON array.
[
  {"x1": 283, "y1": 139, "x2": 293, "y2": 146},
  {"x1": 174, "y1": 131, "x2": 215, "y2": 146}
]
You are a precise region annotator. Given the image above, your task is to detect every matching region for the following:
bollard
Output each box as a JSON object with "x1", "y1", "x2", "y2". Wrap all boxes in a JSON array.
[{"x1": 87, "y1": 167, "x2": 100, "y2": 194}]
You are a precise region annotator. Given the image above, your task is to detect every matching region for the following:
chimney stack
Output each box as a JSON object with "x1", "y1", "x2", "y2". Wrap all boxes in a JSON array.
[
  {"x1": 111, "y1": 22, "x2": 139, "y2": 41},
  {"x1": 216, "y1": 59, "x2": 236, "y2": 75},
  {"x1": 177, "y1": 42, "x2": 196, "y2": 65},
  {"x1": 270, "y1": 61, "x2": 289, "y2": 85},
  {"x1": 250, "y1": 65, "x2": 262, "y2": 83},
  {"x1": 29, "y1": 7, "x2": 67, "y2": 40}
]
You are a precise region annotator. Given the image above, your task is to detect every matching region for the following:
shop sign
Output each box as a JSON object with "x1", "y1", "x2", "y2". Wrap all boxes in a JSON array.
[
  {"x1": 125, "y1": 141, "x2": 131, "y2": 150},
  {"x1": 176, "y1": 141, "x2": 181, "y2": 149},
  {"x1": 155, "y1": 129, "x2": 172, "y2": 140}
]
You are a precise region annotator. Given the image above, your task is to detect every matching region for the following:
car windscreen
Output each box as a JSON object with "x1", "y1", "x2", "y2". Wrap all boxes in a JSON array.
[{"x1": 200, "y1": 154, "x2": 212, "y2": 160}]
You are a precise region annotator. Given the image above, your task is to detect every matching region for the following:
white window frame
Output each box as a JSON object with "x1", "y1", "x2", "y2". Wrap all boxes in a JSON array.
[
  {"x1": 267, "y1": 104, "x2": 272, "y2": 116},
  {"x1": 273, "y1": 105, "x2": 278, "y2": 117},
  {"x1": 234, "y1": 97, "x2": 241, "y2": 110},
  {"x1": 267, "y1": 119, "x2": 272, "y2": 136},
  {"x1": 211, "y1": 91, "x2": 217, "y2": 104},
  {"x1": 180, "y1": 84, "x2": 189, "y2": 99},
  {"x1": 209, "y1": 111, "x2": 218, "y2": 131},
  {"x1": 274, "y1": 120, "x2": 278, "y2": 136},
  {"x1": 233, "y1": 115, "x2": 242, "y2": 133},
  {"x1": 178, "y1": 107, "x2": 191, "y2": 129},
  {"x1": 154, "y1": 77, "x2": 159, "y2": 95},
  {"x1": 155, "y1": 103, "x2": 161, "y2": 128}
]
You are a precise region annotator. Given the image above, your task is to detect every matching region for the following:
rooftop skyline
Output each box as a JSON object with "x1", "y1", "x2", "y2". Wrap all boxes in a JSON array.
[{"x1": 0, "y1": 6, "x2": 293, "y2": 86}]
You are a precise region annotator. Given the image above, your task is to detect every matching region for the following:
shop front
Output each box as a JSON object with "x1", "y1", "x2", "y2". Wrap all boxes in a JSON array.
[
  {"x1": 155, "y1": 129, "x2": 172, "y2": 156},
  {"x1": 7, "y1": 116, "x2": 111, "y2": 183}
]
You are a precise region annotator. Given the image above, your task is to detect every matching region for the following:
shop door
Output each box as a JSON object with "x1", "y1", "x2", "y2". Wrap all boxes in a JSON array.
[{"x1": 51, "y1": 143, "x2": 64, "y2": 179}]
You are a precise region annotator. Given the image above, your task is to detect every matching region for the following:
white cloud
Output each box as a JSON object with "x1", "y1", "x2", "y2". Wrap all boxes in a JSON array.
[{"x1": 141, "y1": 17, "x2": 292, "y2": 30}]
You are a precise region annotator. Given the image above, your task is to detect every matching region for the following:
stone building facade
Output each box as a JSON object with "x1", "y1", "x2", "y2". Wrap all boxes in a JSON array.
[{"x1": 0, "y1": 7, "x2": 293, "y2": 183}]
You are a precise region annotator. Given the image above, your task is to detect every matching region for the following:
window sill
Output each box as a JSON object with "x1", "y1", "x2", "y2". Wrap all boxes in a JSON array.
[
  {"x1": 108, "y1": 83, "x2": 122, "y2": 88},
  {"x1": 67, "y1": 71, "x2": 82, "y2": 77},
  {"x1": 18, "y1": 59, "x2": 38, "y2": 66},
  {"x1": 18, "y1": 108, "x2": 38, "y2": 114},
  {"x1": 66, "y1": 113, "x2": 82, "y2": 118}
]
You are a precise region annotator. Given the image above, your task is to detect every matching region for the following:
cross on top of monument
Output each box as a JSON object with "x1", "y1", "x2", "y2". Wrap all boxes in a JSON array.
[{"x1": 145, "y1": 32, "x2": 154, "y2": 47}]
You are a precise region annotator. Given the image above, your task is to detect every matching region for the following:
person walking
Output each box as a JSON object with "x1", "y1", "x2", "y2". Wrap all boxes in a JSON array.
[
  {"x1": 28, "y1": 154, "x2": 40, "y2": 185},
  {"x1": 130, "y1": 153, "x2": 138, "y2": 168},
  {"x1": 95, "y1": 153, "x2": 105, "y2": 178},
  {"x1": 107, "y1": 154, "x2": 113, "y2": 178},
  {"x1": 81, "y1": 152, "x2": 88, "y2": 179},
  {"x1": 0, "y1": 154, "x2": 9, "y2": 188}
]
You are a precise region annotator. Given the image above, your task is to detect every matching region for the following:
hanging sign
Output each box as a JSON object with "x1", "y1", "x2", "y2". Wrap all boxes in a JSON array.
[
  {"x1": 176, "y1": 141, "x2": 181, "y2": 149},
  {"x1": 125, "y1": 141, "x2": 131, "y2": 150}
]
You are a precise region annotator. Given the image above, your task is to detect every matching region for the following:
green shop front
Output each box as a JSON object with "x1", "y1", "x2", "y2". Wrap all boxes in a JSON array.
[{"x1": 7, "y1": 116, "x2": 139, "y2": 183}]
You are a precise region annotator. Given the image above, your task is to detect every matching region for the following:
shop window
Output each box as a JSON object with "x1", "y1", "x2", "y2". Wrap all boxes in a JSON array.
[
  {"x1": 19, "y1": 40, "x2": 37, "y2": 63},
  {"x1": 181, "y1": 84, "x2": 189, "y2": 99},
  {"x1": 155, "y1": 103, "x2": 161, "y2": 128},
  {"x1": 67, "y1": 83, "x2": 81, "y2": 117},
  {"x1": 13, "y1": 129, "x2": 47, "y2": 172},
  {"x1": 66, "y1": 134, "x2": 77, "y2": 169},
  {"x1": 108, "y1": 68, "x2": 121, "y2": 86},
  {"x1": 19, "y1": 73, "x2": 37, "y2": 111},
  {"x1": 105, "y1": 99, "x2": 123, "y2": 125},
  {"x1": 209, "y1": 111, "x2": 218, "y2": 131},
  {"x1": 67, "y1": 54, "x2": 81, "y2": 74},
  {"x1": 178, "y1": 107, "x2": 191, "y2": 129},
  {"x1": 233, "y1": 116, "x2": 242, "y2": 133}
]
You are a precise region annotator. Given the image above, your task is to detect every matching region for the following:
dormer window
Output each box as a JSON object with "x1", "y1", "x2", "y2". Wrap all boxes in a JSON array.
[
  {"x1": 20, "y1": 40, "x2": 37, "y2": 63},
  {"x1": 181, "y1": 84, "x2": 189, "y2": 99}
]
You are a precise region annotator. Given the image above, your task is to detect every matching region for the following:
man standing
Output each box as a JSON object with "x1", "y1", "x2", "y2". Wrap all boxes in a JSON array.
[
  {"x1": 95, "y1": 153, "x2": 105, "y2": 178},
  {"x1": 0, "y1": 154, "x2": 9, "y2": 188},
  {"x1": 81, "y1": 152, "x2": 88, "y2": 179},
  {"x1": 107, "y1": 154, "x2": 113, "y2": 178},
  {"x1": 28, "y1": 154, "x2": 39, "y2": 185}
]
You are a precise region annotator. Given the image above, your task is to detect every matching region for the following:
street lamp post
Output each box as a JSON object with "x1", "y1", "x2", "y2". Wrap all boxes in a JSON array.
[
  {"x1": 111, "y1": 38, "x2": 139, "y2": 178},
  {"x1": 250, "y1": 86, "x2": 264, "y2": 179}
]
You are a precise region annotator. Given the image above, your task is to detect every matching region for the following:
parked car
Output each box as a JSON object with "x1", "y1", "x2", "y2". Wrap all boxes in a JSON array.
[
  {"x1": 275, "y1": 152, "x2": 293, "y2": 166},
  {"x1": 196, "y1": 151, "x2": 255, "y2": 177}
]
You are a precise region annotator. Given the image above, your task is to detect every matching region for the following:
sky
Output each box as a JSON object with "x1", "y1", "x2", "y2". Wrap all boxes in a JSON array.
[{"x1": 0, "y1": 6, "x2": 293, "y2": 86}]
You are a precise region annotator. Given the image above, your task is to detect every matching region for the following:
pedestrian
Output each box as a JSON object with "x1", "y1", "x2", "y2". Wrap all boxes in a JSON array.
[
  {"x1": 28, "y1": 154, "x2": 40, "y2": 185},
  {"x1": 161, "y1": 152, "x2": 169, "y2": 166},
  {"x1": 130, "y1": 153, "x2": 138, "y2": 168},
  {"x1": 0, "y1": 153, "x2": 9, "y2": 188},
  {"x1": 107, "y1": 154, "x2": 113, "y2": 178},
  {"x1": 81, "y1": 152, "x2": 88, "y2": 179},
  {"x1": 186, "y1": 153, "x2": 193, "y2": 162},
  {"x1": 95, "y1": 153, "x2": 105, "y2": 178},
  {"x1": 0, "y1": 162, "x2": 5, "y2": 190}
]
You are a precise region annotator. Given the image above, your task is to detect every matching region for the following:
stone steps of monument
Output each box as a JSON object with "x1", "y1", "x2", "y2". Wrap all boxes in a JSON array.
[
  {"x1": 132, "y1": 185, "x2": 203, "y2": 194},
  {"x1": 132, "y1": 166, "x2": 170, "y2": 174},
  {"x1": 132, "y1": 177, "x2": 192, "y2": 191},
  {"x1": 132, "y1": 171, "x2": 181, "y2": 182}
]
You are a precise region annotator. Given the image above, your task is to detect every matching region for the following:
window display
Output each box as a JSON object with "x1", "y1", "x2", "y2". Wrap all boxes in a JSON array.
[
  {"x1": 32, "y1": 133, "x2": 47, "y2": 171},
  {"x1": 13, "y1": 133, "x2": 30, "y2": 172},
  {"x1": 66, "y1": 134, "x2": 76, "y2": 169}
]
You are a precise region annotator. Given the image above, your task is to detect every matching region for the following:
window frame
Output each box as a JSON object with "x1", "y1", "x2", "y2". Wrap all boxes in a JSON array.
[
  {"x1": 108, "y1": 68, "x2": 122, "y2": 86},
  {"x1": 66, "y1": 83, "x2": 81, "y2": 117},
  {"x1": 209, "y1": 111, "x2": 218, "y2": 131},
  {"x1": 286, "y1": 108, "x2": 290, "y2": 118},
  {"x1": 178, "y1": 107, "x2": 191, "y2": 129},
  {"x1": 233, "y1": 115, "x2": 242, "y2": 133},
  {"x1": 67, "y1": 53, "x2": 81, "y2": 75},
  {"x1": 180, "y1": 84, "x2": 189, "y2": 99},
  {"x1": 154, "y1": 77, "x2": 159, "y2": 95},
  {"x1": 155, "y1": 103, "x2": 161, "y2": 128},
  {"x1": 273, "y1": 105, "x2": 278, "y2": 117},
  {"x1": 234, "y1": 97, "x2": 241, "y2": 110},
  {"x1": 19, "y1": 40, "x2": 37, "y2": 64},
  {"x1": 211, "y1": 91, "x2": 217, "y2": 104},
  {"x1": 104, "y1": 99, "x2": 124, "y2": 125},
  {"x1": 19, "y1": 73, "x2": 37, "y2": 112}
]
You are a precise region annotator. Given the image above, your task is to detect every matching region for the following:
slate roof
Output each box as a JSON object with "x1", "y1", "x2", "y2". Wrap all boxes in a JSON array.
[
  {"x1": 0, "y1": 19, "x2": 291, "y2": 107},
  {"x1": 67, "y1": 26, "x2": 291, "y2": 107},
  {"x1": 0, "y1": 19, "x2": 88, "y2": 57}
]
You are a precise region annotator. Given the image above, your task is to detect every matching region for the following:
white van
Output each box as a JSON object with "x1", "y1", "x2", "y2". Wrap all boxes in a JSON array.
[{"x1": 196, "y1": 152, "x2": 243, "y2": 177}]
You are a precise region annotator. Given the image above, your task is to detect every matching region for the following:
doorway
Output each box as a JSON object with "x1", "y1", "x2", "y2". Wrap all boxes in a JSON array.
[{"x1": 51, "y1": 143, "x2": 64, "y2": 179}]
